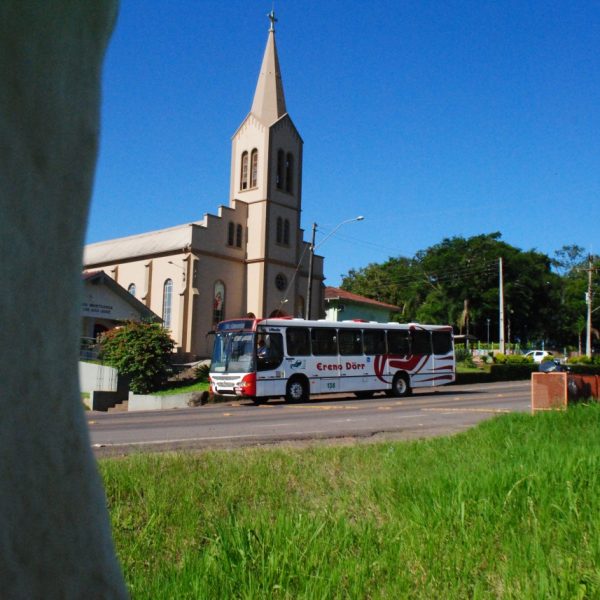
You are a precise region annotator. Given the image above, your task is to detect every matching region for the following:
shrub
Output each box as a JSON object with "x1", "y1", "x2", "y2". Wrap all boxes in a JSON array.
[
  {"x1": 99, "y1": 322, "x2": 175, "y2": 394},
  {"x1": 454, "y1": 347, "x2": 473, "y2": 363},
  {"x1": 489, "y1": 363, "x2": 538, "y2": 381},
  {"x1": 194, "y1": 362, "x2": 211, "y2": 382},
  {"x1": 568, "y1": 355, "x2": 593, "y2": 365},
  {"x1": 494, "y1": 353, "x2": 507, "y2": 364},
  {"x1": 506, "y1": 354, "x2": 533, "y2": 365}
]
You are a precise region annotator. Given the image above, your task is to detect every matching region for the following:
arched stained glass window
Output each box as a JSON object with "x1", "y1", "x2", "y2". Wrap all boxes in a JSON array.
[
  {"x1": 250, "y1": 149, "x2": 258, "y2": 188},
  {"x1": 240, "y1": 151, "x2": 249, "y2": 190},
  {"x1": 213, "y1": 281, "x2": 225, "y2": 326},
  {"x1": 162, "y1": 279, "x2": 173, "y2": 330}
]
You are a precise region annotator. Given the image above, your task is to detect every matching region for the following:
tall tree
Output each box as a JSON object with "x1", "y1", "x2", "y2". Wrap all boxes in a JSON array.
[{"x1": 341, "y1": 233, "x2": 566, "y2": 346}]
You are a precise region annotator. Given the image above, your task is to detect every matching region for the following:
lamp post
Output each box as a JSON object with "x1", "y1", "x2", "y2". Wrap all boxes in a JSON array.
[
  {"x1": 486, "y1": 318, "x2": 491, "y2": 347},
  {"x1": 305, "y1": 216, "x2": 364, "y2": 320}
]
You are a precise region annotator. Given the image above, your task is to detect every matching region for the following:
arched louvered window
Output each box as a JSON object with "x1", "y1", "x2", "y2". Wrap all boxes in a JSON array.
[
  {"x1": 227, "y1": 222, "x2": 235, "y2": 246},
  {"x1": 236, "y1": 224, "x2": 243, "y2": 248},
  {"x1": 285, "y1": 153, "x2": 294, "y2": 193},
  {"x1": 276, "y1": 217, "x2": 283, "y2": 244},
  {"x1": 283, "y1": 219, "x2": 290, "y2": 246},
  {"x1": 250, "y1": 149, "x2": 258, "y2": 188},
  {"x1": 240, "y1": 151, "x2": 249, "y2": 190},
  {"x1": 162, "y1": 279, "x2": 173, "y2": 330},
  {"x1": 276, "y1": 149, "x2": 284, "y2": 189}
]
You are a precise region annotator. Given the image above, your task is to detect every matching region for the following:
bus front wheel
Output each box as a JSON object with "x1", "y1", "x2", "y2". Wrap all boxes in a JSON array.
[
  {"x1": 285, "y1": 377, "x2": 308, "y2": 403},
  {"x1": 391, "y1": 373, "x2": 411, "y2": 397}
]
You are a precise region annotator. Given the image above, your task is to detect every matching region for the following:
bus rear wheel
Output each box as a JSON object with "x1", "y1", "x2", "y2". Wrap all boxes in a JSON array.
[
  {"x1": 285, "y1": 377, "x2": 308, "y2": 403},
  {"x1": 391, "y1": 373, "x2": 411, "y2": 397}
]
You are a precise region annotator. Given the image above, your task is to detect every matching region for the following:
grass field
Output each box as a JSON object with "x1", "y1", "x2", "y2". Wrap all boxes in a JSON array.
[
  {"x1": 100, "y1": 405, "x2": 600, "y2": 599},
  {"x1": 153, "y1": 381, "x2": 209, "y2": 396}
]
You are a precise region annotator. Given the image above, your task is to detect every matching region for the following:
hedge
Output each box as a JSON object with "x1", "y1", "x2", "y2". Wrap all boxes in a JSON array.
[
  {"x1": 454, "y1": 364, "x2": 537, "y2": 385},
  {"x1": 454, "y1": 364, "x2": 600, "y2": 385}
]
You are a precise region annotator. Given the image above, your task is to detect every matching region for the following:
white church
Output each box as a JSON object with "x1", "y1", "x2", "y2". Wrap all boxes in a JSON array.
[{"x1": 84, "y1": 12, "x2": 325, "y2": 360}]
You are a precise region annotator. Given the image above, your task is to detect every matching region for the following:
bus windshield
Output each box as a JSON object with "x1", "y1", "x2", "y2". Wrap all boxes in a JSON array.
[{"x1": 211, "y1": 332, "x2": 255, "y2": 374}]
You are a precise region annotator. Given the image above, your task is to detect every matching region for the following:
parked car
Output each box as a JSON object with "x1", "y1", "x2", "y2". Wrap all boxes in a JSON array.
[{"x1": 524, "y1": 350, "x2": 553, "y2": 364}]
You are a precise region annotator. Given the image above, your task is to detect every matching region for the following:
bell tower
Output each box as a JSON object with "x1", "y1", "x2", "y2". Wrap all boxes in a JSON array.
[{"x1": 230, "y1": 11, "x2": 312, "y2": 318}]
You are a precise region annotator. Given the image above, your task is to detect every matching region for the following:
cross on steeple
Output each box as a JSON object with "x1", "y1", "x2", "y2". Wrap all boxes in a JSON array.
[{"x1": 268, "y1": 9, "x2": 277, "y2": 32}]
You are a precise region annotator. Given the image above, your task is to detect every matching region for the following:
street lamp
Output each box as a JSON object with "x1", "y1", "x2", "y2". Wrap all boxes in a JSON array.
[
  {"x1": 486, "y1": 318, "x2": 491, "y2": 347},
  {"x1": 305, "y1": 216, "x2": 364, "y2": 320}
]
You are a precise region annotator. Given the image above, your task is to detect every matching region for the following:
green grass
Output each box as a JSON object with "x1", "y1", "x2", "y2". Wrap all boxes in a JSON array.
[
  {"x1": 100, "y1": 405, "x2": 600, "y2": 599},
  {"x1": 153, "y1": 381, "x2": 209, "y2": 396}
]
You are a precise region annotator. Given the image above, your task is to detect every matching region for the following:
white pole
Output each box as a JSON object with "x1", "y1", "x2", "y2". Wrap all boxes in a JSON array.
[
  {"x1": 499, "y1": 257, "x2": 505, "y2": 354},
  {"x1": 586, "y1": 254, "x2": 593, "y2": 358}
]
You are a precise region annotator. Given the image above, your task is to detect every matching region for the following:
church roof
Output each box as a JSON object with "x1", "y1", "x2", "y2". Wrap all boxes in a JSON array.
[
  {"x1": 84, "y1": 223, "x2": 196, "y2": 265},
  {"x1": 251, "y1": 13, "x2": 287, "y2": 125}
]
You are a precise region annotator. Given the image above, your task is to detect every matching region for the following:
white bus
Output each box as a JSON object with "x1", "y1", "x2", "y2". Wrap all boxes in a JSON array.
[{"x1": 209, "y1": 317, "x2": 455, "y2": 403}]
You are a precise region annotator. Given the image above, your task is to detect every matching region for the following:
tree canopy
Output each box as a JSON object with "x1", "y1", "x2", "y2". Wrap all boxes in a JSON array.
[{"x1": 340, "y1": 233, "x2": 598, "y2": 349}]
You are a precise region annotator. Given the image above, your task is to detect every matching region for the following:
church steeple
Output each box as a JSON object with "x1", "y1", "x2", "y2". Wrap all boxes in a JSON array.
[{"x1": 250, "y1": 10, "x2": 287, "y2": 125}]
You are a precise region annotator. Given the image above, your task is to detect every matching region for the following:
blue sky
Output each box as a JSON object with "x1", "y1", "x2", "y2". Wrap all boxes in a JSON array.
[{"x1": 88, "y1": 1, "x2": 600, "y2": 286}]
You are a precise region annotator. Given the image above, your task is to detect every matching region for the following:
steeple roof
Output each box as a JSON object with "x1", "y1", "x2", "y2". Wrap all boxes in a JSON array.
[{"x1": 250, "y1": 13, "x2": 287, "y2": 125}]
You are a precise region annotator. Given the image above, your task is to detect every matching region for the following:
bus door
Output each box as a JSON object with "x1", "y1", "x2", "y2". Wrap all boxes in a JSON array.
[
  {"x1": 310, "y1": 327, "x2": 341, "y2": 393},
  {"x1": 431, "y1": 330, "x2": 454, "y2": 383},
  {"x1": 256, "y1": 329, "x2": 284, "y2": 396},
  {"x1": 410, "y1": 329, "x2": 435, "y2": 387}
]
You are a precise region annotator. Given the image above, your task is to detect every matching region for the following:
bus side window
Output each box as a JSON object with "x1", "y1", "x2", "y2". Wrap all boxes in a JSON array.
[
  {"x1": 432, "y1": 331, "x2": 452, "y2": 355},
  {"x1": 311, "y1": 328, "x2": 337, "y2": 356},
  {"x1": 411, "y1": 330, "x2": 431, "y2": 355},
  {"x1": 338, "y1": 329, "x2": 362, "y2": 355},
  {"x1": 257, "y1": 332, "x2": 284, "y2": 371},
  {"x1": 286, "y1": 327, "x2": 310, "y2": 356},
  {"x1": 363, "y1": 330, "x2": 385, "y2": 355},
  {"x1": 387, "y1": 330, "x2": 410, "y2": 355}
]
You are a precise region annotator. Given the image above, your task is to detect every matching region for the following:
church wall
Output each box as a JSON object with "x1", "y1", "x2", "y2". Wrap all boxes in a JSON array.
[
  {"x1": 230, "y1": 116, "x2": 270, "y2": 205},
  {"x1": 267, "y1": 203, "x2": 299, "y2": 264},
  {"x1": 264, "y1": 262, "x2": 301, "y2": 317},
  {"x1": 245, "y1": 203, "x2": 267, "y2": 260},
  {"x1": 268, "y1": 118, "x2": 303, "y2": 210},
  {"x1": 246, "y1": 262, "x2": 264, "y2": 317},
  {"x1": 188, "y1": 254, "x2": 246, "y2": 357},
  {"x1": 192, "y1": 202, "x2": 248, "y2": 256},
  {"x1": 93, "y1": 256, "x2": 187, "y2": 351}
]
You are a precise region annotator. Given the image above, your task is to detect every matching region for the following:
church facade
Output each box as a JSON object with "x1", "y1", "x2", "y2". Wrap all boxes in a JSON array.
[{"x1": 83, "y1": 15, "x2": 324, "y2": 359}]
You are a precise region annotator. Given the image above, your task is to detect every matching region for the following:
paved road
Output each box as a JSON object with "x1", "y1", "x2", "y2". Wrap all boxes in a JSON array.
[{"x1": 88, "y1": 380, "x2": 531, "y2": 456}]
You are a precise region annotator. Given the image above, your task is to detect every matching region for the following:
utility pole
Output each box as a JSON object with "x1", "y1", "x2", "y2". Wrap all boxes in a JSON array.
[
  {"x1": 499, "y1": 257, "x2": 505, "y2": 354},
  {"x1": 585, "y1": 254, "x2": 596, "y2": 358},
  {"x1": 304, "y1": 216, "x2": 364, "y2": 320},
  {"x1": 305, "y1": 222, "x2": 317, "y2": 320}
]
